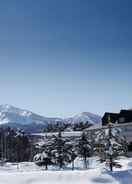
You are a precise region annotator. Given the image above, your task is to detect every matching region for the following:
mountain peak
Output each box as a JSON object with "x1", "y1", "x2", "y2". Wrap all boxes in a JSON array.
[
  {"x1": 65, "y1": 112, "x2": 101, "y2": 125},
  {"x1": 0, "y1": 104, "x2": 35, "y2": 125},
  {"x1": 0, "y1": 104, "x2": 31, "y2": 115},
  {"x1": 0, "y1": 104, "x2": 14, "y2": 109}
]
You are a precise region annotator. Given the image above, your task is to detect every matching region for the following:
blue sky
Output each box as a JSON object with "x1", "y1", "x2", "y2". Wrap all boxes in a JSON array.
[{"x1": 0, "y1": 0, "x2": 132, "y2": 117}]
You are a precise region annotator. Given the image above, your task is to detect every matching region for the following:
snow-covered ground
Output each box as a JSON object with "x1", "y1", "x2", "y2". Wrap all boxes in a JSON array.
[{"x1": 0, "y1": 157, "x2": 132, "y2": 184}]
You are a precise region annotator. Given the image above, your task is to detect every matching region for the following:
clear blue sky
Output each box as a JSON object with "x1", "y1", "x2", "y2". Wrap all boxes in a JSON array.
[{"x1": 0, "y1": 0, "x2": 132, "y2": 117}]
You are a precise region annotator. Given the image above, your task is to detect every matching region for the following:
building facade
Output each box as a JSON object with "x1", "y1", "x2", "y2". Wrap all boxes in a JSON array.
[{"x1": 102, "y1": 109, "x2": 132, "y2": 152}]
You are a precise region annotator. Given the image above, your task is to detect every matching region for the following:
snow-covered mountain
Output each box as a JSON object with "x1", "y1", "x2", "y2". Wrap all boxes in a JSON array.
[
  {"x1": 65, "y1": 112, "x2": 101, "y2": 125},
  {"x1": 0, "y1": 104, "x2": 101, "y2": 132},
  {"x1": 0, "y1": 104, "x2": 50, "y2": 125}
]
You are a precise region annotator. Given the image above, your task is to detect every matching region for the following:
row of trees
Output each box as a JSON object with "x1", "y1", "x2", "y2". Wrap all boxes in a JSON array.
[
  {"x1": 0, "y1": 123, "x2": 128, "y2": 171},
  {"x1": 34, "y1": 126, "x2": 127, "y2": 171},
  {"x1": 34, "y1": 131, "x2": 92, "y2": 170},
  {"x1": 43, "y1": 121, "x2": 93, "y2": 133},
  {"x1": 0, "y1": 128, "x2": 31, "y2": 163}
]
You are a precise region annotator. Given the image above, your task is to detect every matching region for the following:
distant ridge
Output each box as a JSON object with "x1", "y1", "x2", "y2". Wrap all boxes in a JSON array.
[{"x1": 0, "y1": 104, "x2": 101, "y2": 133}]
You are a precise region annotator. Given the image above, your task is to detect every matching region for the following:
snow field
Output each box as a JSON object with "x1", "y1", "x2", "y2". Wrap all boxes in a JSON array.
[
  {"x1": 0, "y1": 157, "x2": 132, "y2": 184},
  {"x1": 0, "y1": 169, "x2": 118, "y2": 184}
]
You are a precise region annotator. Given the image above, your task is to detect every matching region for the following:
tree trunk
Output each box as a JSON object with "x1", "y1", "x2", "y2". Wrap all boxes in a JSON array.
[
  {"x1": 72, "y1": 160, "x2": 74, "y2": 170},
  {"x1": 45, "y1": 164, "x2": 48, "y2": 170}
]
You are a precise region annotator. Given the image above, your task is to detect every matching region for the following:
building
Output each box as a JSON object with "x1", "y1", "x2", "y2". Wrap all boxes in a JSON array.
[
  {"x1": 102, "y1": 109, "x2": 132, "y2": 126},
  {"x1": 102, "y1": 109, "x2": 132, "y2": 152},
  {"x1": 102, "y1": 112, "x2": 119, "y2": 126}
]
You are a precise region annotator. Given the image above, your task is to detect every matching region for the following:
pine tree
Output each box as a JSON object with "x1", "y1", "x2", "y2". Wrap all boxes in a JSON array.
[
  {"x1": 34, "y1": 152, "x2": 52, "y2": 170},
  {"x1": 0, "y1": 128, "x2": 31, "y2": 163},
  {"x1": 95, "y1": 119, "x2": 128, "y2": 171},
  {"x1": 77, "y1": 132, "x2": 92, "y2": 169},
  {"x1": 50, "y1": 131, "x2": 74, "y2": 169},
  {"x1": 70, "y1": 147, "x2": 77, "y2": 170}
]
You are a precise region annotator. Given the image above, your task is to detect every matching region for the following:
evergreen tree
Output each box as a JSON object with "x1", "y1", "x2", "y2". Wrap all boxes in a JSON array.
[
  {"x1": 77, "y1": 132, "x2": 92, "y2": 169},
  {"x1": 95, "y1": 121, "x2": 128, "y2": 171},
  {"x1": 50, "y1": 131, "x2": 74, "y2": 169},
  {"x1": 34, "y1": 131, "x2": 76, "y2": 169},
  {"x1": 0, "y1": 128, "x2": 31, "y2": 163},
  {"x1": 34, "y1": 152, "x2": 52, "y2": 170}
]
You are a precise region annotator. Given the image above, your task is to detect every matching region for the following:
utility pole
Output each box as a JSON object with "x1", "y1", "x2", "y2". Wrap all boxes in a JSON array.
[
  {"x1": 0, "y1": 130, "x2": 5, "y2": 166},
  {"x1": 1, "y1": 131, "x2": 3, "y2": 165},
  {"x1": 108, "y1": 116, "x2": 113, "y2": 171}
]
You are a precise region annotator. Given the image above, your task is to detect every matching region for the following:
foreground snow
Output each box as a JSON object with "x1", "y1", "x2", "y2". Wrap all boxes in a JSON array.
[
  {"x1": 0, "y1": 168, "x2": 132, "y2": 184},
  {"x1": 0, "y1": 170, "x2": 119, "y2": 184},
  {"x1": 0, "y1": 157, "x2": 132, "y2": 184}
]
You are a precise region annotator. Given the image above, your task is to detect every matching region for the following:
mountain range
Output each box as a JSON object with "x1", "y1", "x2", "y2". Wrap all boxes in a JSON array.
[{"x1": 0, "y1": 104, "x2": 102, "y2": 133}]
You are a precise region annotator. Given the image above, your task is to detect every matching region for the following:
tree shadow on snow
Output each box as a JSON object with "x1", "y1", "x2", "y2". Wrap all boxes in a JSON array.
[
  {"x1": 92, "y1": 177, "x2": 113, "y2": 183},
  {"x1": 106, "y1": 170, "x2": 132, "y2": 184}
]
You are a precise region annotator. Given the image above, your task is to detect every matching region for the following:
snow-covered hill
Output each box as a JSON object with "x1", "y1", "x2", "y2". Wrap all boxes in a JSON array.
[
  {"x1": 65, "y1": 112, "x2": 101, "y2": 125},
  {"x1": 0, "y1": 104, "x2": 101, "y2": 132}
]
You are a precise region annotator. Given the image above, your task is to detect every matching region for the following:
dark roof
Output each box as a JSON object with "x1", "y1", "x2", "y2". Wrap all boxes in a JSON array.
[
  {"x1": 102, "y1": 109, "x2": 132, "y2": 126},
  {"x1": 118, "y1": 109, "x2": 132, "y2": 124},
  {"x1": 120, "y1": 109, "x2": 132, "y2": 115},
  {"x1": 102, "y1": 112, "x2": 119, "y2": 125}
]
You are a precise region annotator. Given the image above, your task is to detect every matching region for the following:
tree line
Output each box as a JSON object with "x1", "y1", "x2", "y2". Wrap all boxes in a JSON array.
[
  {"x1": 43, "y1": 121, "x2": 93, "y2": 132},
  {"x1": 34, "y1": 126, "x2": 127, "y2": 170},
  {"x1": 0, "y1": 125, "x2": 128, "y2": 171},
  {"x1": 0, "y1": 127, "x2": 31, "y2": 163}
]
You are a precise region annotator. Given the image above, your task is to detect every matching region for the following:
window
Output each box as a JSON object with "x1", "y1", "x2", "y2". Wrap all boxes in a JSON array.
[{"x1": 119, "y1": 117, "x2": 125, "y2": 123}]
